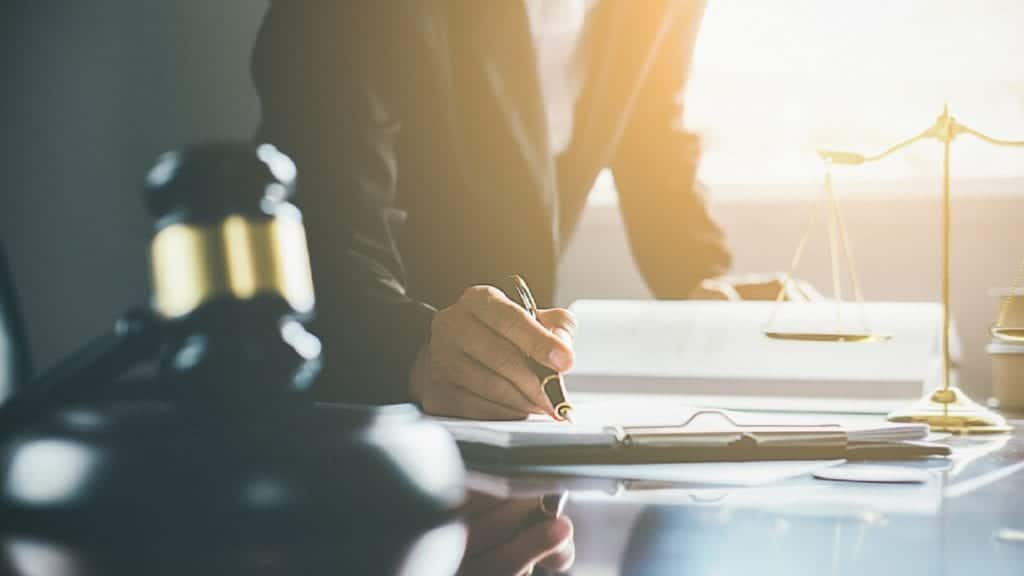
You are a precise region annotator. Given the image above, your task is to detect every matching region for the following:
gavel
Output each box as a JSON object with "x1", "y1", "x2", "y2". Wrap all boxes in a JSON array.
[
  {"x1": 0, "y1": 142, "x2": 466, "y2": 574},
  {"x1": 0, "y1": 142, "x2": 322, "y2": 429},
  {"x1": 146, "y1": 142, "x2": 321, "y2": 419}
]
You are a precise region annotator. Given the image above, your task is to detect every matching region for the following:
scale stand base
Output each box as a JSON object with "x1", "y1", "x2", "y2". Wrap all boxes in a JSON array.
[{"x1": 888, "y1": 386, "x2": 1013, "y2": 434}]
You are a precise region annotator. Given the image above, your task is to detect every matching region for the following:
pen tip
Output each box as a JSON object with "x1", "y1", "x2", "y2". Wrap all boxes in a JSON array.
[{"x1": 557, "y1": 406, "x2": 574, "y2": 424}]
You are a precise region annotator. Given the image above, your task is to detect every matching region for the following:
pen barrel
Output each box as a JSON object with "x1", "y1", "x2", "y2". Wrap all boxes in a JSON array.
[
  {"x1": 526, "y1": 492, "x2": 569, "y2": 523},
  {"x1": 539, "y1": 370, "x2": 573, "y2": 421},
  {"x1": 505, "y1": 275, "x2": 575, "y2": 421}
]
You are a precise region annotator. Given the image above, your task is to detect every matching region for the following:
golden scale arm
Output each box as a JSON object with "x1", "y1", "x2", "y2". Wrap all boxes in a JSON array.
[{"x1": 769, "y1": 105, "x2": 1023, "y2": 433}]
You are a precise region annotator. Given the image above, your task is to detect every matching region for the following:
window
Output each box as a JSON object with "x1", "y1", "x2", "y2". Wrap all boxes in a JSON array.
[{"x1": 684, "y1": 0, "x2": 1024, "y2": 188}]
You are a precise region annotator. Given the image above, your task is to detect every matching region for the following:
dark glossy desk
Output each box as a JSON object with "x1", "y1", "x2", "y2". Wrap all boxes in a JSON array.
[
  {"x1": 2, "y1": 404, "x2": 1021, "y2": 575},
  {"x1": 476, "y1": 420, "x2": 1024, "y2": 575}
]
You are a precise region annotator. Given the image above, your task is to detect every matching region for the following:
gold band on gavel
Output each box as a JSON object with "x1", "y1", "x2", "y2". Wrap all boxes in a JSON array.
[{"x1": 150, "y1": 214, "x2": 315, "y2": 319}]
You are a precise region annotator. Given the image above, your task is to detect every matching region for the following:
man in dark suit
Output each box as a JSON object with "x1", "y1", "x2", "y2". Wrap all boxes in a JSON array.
[{"x1": 252, "y1": 0, "x2": 731, "y2": 419}]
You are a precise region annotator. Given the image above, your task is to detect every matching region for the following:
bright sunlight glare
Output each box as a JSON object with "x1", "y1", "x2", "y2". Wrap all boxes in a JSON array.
[{"x1": 684, "y1": 0, "x2": 1024, "y2": 186}]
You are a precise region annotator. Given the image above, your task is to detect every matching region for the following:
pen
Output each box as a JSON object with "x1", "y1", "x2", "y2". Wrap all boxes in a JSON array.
[
  {"x1": 531, "y1": 491, "x2": 569, "y2": 521},
  {"x1": 523, "y1": 491, "x2": 570, "y2": 576},
  {"x1": 506, "y1": 275, "x2": 575, "y2": 422}
]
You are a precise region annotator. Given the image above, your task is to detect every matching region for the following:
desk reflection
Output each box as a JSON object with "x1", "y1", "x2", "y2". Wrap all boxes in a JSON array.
[
  {"x1": 458, "y1": 491, "x2": 575, "y2": 576},
  {"x1": 463, "y1": 429, "x2": 1024, "y2": 575}
]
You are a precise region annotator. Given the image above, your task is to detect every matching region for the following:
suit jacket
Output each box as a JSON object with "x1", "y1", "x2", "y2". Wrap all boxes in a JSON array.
[{"x1": 252, "y1": 0, "x2": 730, "y2": 404}]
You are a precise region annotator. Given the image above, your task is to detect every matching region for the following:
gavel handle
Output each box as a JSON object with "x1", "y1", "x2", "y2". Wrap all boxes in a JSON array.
[{"x1": 0, "y1": 307, "x2": 163, "y2": 439}]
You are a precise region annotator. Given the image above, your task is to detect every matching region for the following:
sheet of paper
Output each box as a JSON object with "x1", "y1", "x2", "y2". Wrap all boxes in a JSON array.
[
  {"x1": 434, "y1": 394, "x2": 927, "y2": 447},
  {"x1": 436, "y1": 396, "x2": 705, "y2": 447},
  {"x1": 572, "y1": 393, "x2": 929, "y2": 440},
  {"x1": 519, "y1": 460, "x2": 845, "y2": 487},
  {"x1": 437, "y1": 418, "x2": 616, "y2": 448}
]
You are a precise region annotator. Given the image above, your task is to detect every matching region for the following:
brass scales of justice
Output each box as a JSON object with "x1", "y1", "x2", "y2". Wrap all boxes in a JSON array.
[{"x1": 763, "y1": 105, "x2": 1024, "y2": 434}]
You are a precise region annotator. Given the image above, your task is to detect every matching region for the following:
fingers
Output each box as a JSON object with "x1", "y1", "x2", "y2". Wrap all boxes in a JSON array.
[
  {"x1": 460, "y1": 491, "x2": 506, "y2": 519},
  {"x1": 692, "y1": 274, "x2": 826, "y2": 302},
  {"x1": 464, "y1": 499, "x2": 537, "y2": 555},
  {"x1": 447, "y1": 352, "x2": 540, "y2": 416},
  {"x1": 536, "y1": 308, "x2": 577, "y2": 354},
  {"x1": 420, "y1": 376, "x2": 526, "y2": 420},
  {"x1": 689, "y1": 277, "x2": 741, "y2": 301},
  {"x1": 446, "y1": 310, "x2": 550, "y2": 415},
  {"x1": 458, "y1": 517, "x2": 574, "y2": 576},
  {"x1": 536, "y1": 536, "x2": 575, "y2": 573},
  {"x1": 462, "y1": 286, "x2": 573, "y2": 372},
  {"x1": 409, "y1": 284, "x2": 578, "y2": 421}
]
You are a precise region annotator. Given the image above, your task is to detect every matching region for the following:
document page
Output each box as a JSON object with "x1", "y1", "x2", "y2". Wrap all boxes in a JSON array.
[
  {"x1": 434, "y1": 395, "x2": 705, "y2": 448},
  {"x1": 433, "y1": 393, "x2": 928, "y2": 448}
]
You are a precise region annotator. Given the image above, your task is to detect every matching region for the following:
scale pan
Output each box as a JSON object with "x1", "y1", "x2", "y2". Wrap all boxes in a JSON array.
[
  {"x1": 991, "y1": 326, "x2": 1024, "y2": 342},
  {"x1": 763, "y1": 331, "x2": 891, "y2": 343}
]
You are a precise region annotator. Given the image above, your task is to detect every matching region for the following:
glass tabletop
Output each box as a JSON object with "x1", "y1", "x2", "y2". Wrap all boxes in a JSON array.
[{"x1": 466, "y1": 420, "x2": 1024, "y2": 575}]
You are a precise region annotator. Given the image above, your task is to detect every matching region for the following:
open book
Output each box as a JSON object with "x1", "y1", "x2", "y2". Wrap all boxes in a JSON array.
[{"x1": 565, "y1": 300, "x2": 951, "y2": 412}]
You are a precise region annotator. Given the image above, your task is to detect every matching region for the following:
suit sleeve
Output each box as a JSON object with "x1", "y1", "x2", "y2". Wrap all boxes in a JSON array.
[
  {"x1": 610, "y1": 0, "x2": 731, "y2": 298},
  {"x1": 251, "y1": 1, "x2": 433, "y2": 404}
]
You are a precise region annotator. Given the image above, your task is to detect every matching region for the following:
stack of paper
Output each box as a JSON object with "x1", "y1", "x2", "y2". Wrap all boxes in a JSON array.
[{"x1": 566, "y1": 300, "x2": 952, "y2": 408}]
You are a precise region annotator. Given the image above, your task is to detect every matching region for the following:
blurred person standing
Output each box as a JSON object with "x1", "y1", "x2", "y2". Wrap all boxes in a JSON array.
[{"x1": 252, "y1": 1, "x2": 731, "y2": 419}]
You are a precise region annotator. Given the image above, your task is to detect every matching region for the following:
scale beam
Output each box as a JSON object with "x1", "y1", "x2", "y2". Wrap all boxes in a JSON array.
[{"x1": 797, "y1": 105, "x2": 1021, "y2": 434}]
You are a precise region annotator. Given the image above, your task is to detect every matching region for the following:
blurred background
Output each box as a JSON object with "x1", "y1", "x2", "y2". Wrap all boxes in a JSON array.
[{"x1": 2, "y1": 0, "x2": 1022, "y2": 401}]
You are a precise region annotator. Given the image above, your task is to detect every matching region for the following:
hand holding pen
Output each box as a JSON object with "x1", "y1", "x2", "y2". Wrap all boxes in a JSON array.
[
  {"x1": 410, "y1": 278, "x2": 576, "y2": 421},
  {"x1": 506, "y1": 275, "x2": 575, "y2": 422}
]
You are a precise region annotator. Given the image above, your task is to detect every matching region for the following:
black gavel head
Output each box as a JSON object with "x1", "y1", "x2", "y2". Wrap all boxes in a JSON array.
[
  {"x1": 0, "y1": 142, "x2": 470, "y2": 575},
  {"x1": 144, "y1": 142, "x2": 321, "y2": 416}
]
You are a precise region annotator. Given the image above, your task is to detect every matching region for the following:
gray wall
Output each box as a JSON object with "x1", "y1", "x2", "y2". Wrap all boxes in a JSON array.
[{"x1": 2, "y1": 1, "x2": 268, "y2": 379}]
